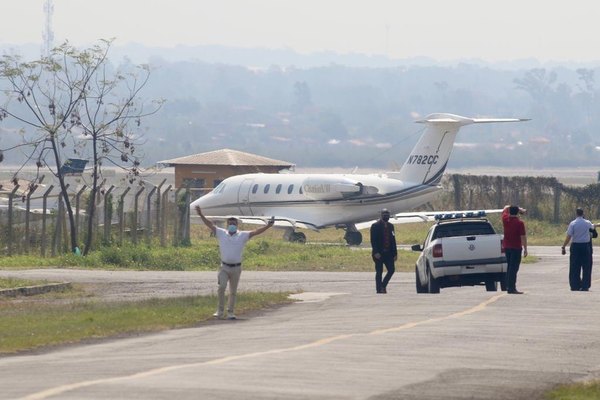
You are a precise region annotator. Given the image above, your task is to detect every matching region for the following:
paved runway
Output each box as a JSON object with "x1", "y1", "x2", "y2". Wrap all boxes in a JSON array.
[{"x1": 1, "y1": 246, "x2": 600, "y2": 399}]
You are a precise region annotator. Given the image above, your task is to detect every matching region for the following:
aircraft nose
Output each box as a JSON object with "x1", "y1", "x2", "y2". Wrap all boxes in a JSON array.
[{"x1": 190, "y1": 192, "x2": 212, "y2": 209}]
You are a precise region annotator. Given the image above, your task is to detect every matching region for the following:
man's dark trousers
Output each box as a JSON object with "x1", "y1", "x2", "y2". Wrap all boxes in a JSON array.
[
  {"x1": 374, "y1": 252, "x2": 395, "y2": 293},
  {"x1": 505, "y1": 248, "x2": 522, "y2": 292},
  {"x1": 570, "y1": 242, "x2": 591, "y2": 290}
]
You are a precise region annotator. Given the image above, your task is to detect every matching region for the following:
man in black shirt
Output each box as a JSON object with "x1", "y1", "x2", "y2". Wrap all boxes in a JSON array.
[{"x1": 370, "y1": 209, "x2": 397, "y2": 294}]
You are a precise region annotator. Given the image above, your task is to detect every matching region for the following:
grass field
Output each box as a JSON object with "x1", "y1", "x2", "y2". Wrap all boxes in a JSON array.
[
  {"x1": 0, "y1": 289, "x2": 292, "y2": 354},
  {"x1": 0, "y1": 216, "x2": 560, "y2": 272},
  {"x1": 0, "y1": 277, "x2": 49, "y2": 289},
  {"x1": 545, "y1": 381, "x2": 600, "y2": 399}
]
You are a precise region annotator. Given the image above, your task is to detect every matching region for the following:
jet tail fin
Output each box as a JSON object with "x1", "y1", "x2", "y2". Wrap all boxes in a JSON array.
[{"x1": 396, "y1": 113, "x2": 528, "y2": 185}]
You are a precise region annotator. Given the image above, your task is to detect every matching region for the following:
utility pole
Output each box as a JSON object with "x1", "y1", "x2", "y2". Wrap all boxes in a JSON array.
[{"x1": 42, "y1": 0, "x2": 54, "y2": 57}]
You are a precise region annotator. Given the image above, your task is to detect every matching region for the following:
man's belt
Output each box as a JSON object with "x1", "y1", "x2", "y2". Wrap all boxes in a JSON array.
[{"x1": 222, "y1": 262, "x2": 241, "y2": 267}]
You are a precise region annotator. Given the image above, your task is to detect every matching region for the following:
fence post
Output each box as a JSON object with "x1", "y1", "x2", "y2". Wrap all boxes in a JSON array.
[
  {"x1": 7, "y1": 185, "x2": 20, "y2": 256},
  {"x1": 496, "y1": 176, "x2": 504, "y2": 209},
  {"x1": 62, "y1": 184, "x2": 70, "y2": 254},
  {"x1": 118, "y1": 187, "x2": 131, "y2": 246},
  {"x1": 452, "y1": 175, "x2": 461, "y2": 209},
  {"x1": 95, "y1": 179, "x2": 106, "y2": 246},
  {"x1": 553, "y1": 184, "x2": 562, "y2": 224},
  {"x1": 52, "y1": 196, "x2": 64, "y2": 257},
  {"x1": 41, "y1": 185, "x2": 54, "y2": 257},
  {"x1": 174, "y1": 188, "x2": 183, "y2": 246},
  {"x1": 132, "y1": 186, "x2": 145, "y2": 245},
  {"x1": 145, "y1": 186, "x2": 157, "y2": 245},
  {"x1": 184, "y1": 187, "x2": 191, "y2": 244},
  {"x1": 75, "y1": 185, "x2": 87, "y2": 240},
  {"x1": 103, "y1": 185, "x2": 115, "y2": 244},
  {"x1": 160, "y1": 185, "x2": 172, "y2": 247},
  {"x1": 512, "y1": 189, "x2": 520, "y2": 208},
  {"x1": 155, "y1": 179, "x2": 166, "y2": 240},
  {"x1": 25, "y1": 184, "x2": 39, "y2": 253}
]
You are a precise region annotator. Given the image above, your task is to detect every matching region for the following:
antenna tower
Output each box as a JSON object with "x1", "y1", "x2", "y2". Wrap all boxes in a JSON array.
[{"x1": 42, "y1": 0, "x2": 55, "y2": 57}]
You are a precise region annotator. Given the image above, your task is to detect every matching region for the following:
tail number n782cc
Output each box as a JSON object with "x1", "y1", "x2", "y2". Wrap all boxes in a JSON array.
[{"x1": 406, "y1": 154, "x2": 439, "y2": 165}]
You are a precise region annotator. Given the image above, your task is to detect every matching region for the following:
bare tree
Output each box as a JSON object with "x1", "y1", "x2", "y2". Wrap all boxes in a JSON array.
[{"x1": 0, "y1": 39, "x2": 162, "y2": 254}]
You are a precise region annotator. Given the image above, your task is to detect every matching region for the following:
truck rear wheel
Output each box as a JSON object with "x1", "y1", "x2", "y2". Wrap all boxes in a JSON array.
[
  {"x1": 485, "y1": 280, "x2": 498, "y2": 291},
  {"x1": 427, "y1": 265, "x2": 440, "y2": 294},
  {"x1": 416, "y1": 266, "x2": 427, "y2": 293},
  {"x1": 500, "y1": 273, "x2": 508, "y2": 291}
]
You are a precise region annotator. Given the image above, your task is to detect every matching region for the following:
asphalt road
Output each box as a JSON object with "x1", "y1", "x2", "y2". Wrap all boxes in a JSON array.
[{"x1": 1, "y1": 246, "x2": 600, "y2": 400}]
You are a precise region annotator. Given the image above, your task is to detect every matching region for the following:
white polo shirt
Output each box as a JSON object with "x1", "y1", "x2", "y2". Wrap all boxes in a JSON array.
[
  {"x1": 567, "y1": 217, "x2": 593, "y2": 243},
  {"x1": 215, "y1": 227, "x2": 251, "y2": 264}
]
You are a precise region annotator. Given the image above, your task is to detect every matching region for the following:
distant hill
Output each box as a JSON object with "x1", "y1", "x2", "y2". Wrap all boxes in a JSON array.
[
  {"x1": 1, "y1": 43, "x2": 600, "y2": 169},
  {"x1": 5, "y1": 42, "x2": 596, "y2": 69}
]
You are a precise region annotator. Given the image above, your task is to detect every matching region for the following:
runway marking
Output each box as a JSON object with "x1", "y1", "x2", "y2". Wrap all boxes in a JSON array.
[
  {"x1": 370, "y1": 293, "x2": 505, "y2": 335},
  {"x1": 20, "y1": 293, "x2": 506, "y2": 400},
  {"x1": 288, "y1": 292, "x2": 347, "y2": 303}
]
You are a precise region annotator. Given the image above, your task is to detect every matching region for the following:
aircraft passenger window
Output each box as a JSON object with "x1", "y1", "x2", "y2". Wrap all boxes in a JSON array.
[
  {"x1": 276, "y1": 184, "x2": 282, "y2": 194},
  {"x1": 252, "y1": 184, "x2": 258, "y2": 194},
  {"x1": 288, "y1": 184, "x2": 294, "y2": 194},
  {"x1": 264, "y1": 184, "x2": 270, "y2": 194}
]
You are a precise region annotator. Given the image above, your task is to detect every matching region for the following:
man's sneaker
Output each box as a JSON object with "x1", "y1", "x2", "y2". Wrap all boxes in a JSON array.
[
  {"x1": 227, "y1": 313, "x2": 237, "y2": 320},
  {"x1": 213, "y1": 311, "x2": 224, "y2": 319}
]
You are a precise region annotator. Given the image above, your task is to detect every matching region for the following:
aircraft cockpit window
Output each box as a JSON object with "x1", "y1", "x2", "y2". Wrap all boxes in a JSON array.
[
  {"x1": 252, "y1": 184, "x2": 258, "y2": 194},
  {"x1": 287, "y1": 184, "x2": 294, "y2": 194},
  {"x1": 299, "y1": 186, "x2": 303, "y2": 194},
  {"x1": 276, "y1": 184, "x2": 282, "y2": 194},
  {"x1": 213, "y1": 182, "x2": 226, "y2": 194},
  {"x1": 264, "y1": 184, "x2": 271, "y2": 194}
]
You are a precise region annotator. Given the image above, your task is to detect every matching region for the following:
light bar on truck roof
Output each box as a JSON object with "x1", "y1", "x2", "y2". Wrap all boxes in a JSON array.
[{"x1": 434, "y1": 211, "x2": 486, "y2": 221}]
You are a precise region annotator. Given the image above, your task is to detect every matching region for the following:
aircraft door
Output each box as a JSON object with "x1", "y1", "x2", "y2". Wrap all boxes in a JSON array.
[{"x1": 237, "y1": 178, "x2": 254, "y2": 215}]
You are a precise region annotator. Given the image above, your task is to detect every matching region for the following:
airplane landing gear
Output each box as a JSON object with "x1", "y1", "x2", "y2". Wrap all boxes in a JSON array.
[
  {"x1": 344, "y1": 231, "x2": 363, "y2": 246},
  {"x1": 283, "y1": 229, "x2": 307, "y2": 244},
  {"x1": 291, "y1": 232, "x2": 306, "y2": 243}
]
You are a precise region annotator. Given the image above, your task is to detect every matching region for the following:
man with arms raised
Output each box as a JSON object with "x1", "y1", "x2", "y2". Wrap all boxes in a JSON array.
[{"x1": 196, "y1": 206, "x2": 274, "y2": 319}]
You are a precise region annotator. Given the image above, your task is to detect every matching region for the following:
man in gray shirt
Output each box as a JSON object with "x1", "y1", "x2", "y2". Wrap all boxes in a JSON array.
[{"x1": 561, "y1": 208, "x2": 597, "y2": 291}]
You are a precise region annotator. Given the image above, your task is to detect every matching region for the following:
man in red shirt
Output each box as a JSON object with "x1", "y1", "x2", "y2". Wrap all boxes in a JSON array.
[{"x1": 502, "y1": 205, "x2": 528, "y2": 294}]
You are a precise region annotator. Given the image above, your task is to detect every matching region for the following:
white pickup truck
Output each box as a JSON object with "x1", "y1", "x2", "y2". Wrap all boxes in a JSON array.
[{"x1": 411, "y1": 214, "x2": 507, "y2": 294}]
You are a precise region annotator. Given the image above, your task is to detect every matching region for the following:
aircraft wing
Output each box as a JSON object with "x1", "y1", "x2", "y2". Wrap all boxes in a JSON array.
[
  {"x1": 190, "y1": 215, "x2": 320, "y2": 231},
  {"x1": 354, "y1": 209, "x2": 504, "y2": 230}
]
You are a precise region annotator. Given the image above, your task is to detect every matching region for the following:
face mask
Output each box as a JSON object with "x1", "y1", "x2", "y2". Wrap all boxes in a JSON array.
[
  {"x1": 227, "y1": 224, "x2": 238, "y2": 234},
  {"x1": 382, "y1": 215, "x2": 390, "y2": 222}
]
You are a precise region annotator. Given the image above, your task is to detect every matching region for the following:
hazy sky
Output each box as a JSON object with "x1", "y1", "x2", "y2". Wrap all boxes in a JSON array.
[{"x1": 2, "y1": 0, "x2": 599, "y2": 62}]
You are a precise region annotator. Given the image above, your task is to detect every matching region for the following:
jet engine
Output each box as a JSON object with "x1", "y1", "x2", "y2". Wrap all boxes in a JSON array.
[{"x1": 301, "y1": 177, "x2": 378, "y2": 200}]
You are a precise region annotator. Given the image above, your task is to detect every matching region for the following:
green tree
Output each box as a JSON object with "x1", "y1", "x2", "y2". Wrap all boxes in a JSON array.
[{"x1": 0, "y1": 40, "x2": 162, "y2": 255}]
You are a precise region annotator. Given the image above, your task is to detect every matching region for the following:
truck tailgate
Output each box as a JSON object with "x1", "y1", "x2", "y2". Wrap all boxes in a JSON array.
[{"x1": 441, "y1": 235, "x2": 503, "y2": 263}]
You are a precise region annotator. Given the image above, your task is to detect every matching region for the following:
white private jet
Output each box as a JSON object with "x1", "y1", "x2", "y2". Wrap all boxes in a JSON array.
[{"x1": 190, "y1": 113, "x2": 528, "y2": 245}]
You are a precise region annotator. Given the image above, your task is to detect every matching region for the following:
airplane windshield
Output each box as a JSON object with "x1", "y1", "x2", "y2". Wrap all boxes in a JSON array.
[{"x1": 213, "y1": 182, "x2": 226, "y2": 194}]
